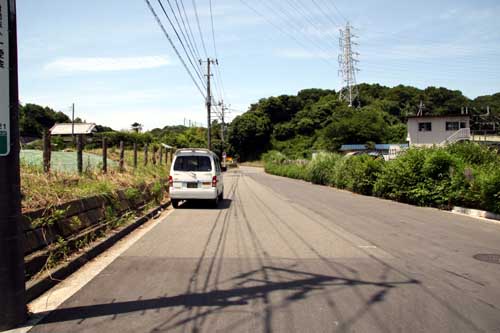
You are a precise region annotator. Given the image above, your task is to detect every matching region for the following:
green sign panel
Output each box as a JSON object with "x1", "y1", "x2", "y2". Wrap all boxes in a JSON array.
[{"x1": 0, "y1": 0, "x2": 9, "y2": 156}]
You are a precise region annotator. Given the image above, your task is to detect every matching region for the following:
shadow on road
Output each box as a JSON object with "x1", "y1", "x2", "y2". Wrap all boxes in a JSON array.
[{"x1": 34, "y1": 266, "x2": 419, "y2": 327}]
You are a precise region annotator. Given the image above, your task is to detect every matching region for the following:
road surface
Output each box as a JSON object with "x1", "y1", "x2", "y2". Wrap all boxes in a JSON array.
[{"x1": 29, "y1": 167, "x2": 500, "y2": 332}]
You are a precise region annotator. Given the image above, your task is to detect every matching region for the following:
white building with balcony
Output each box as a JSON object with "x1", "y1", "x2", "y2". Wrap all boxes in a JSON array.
[{"x1": 407, "y1": 115, "x2": 471, "y2": 147}]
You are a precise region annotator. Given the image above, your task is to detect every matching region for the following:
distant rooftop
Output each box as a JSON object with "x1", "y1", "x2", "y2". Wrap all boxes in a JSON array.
[
  {"x1": 407, "y1": 114, "x2": 470, "y2": 119},
  {"x1": 50, "y1": 123, "x2": 96, "y2": 135},
  {"x1": 340, "y1": 144, "x2": 409, "y2": 151}
]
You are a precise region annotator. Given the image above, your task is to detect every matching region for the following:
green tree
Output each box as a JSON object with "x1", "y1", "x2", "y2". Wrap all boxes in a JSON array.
[{"x1": 228, "y1": 112, "x2": 272, "y2": 161}]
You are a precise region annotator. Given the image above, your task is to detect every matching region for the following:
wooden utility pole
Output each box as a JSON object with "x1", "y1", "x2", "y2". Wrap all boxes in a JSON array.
[
  {"x1": 144, "y1": 144, "x2": 148, "y2": 166},
  {"x1": 0, "y1": 1, "x2": 27, "y2": 328},
  {"x1": 159, "y1": 146, "x2": 163, "y2": 165}
]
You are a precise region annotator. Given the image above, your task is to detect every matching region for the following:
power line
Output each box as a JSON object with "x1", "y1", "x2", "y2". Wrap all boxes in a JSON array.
[
  {"x1": 144, "y1": 0, "x2": 205, "y2": 98},
  {"x1": 192, "y1": 0, "x2": 209, "y2": 58},
  {"x1": 239, "y1": 0, "x2": 337, "y2": 69},
  {"x1": 157, "y1": 0, "x2": 206, "y2": 86},
  {"x1": 173, "y1": 0, "x2": 203, "y2": 63},
  {"x1": 263, "y1": 0, "x2": 339, "y2": 57},
  {"x1": 208, "y1": 0, "x2": 226, "y2": 101}
]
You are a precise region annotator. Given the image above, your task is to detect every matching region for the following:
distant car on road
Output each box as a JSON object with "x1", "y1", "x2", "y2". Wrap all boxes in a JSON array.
[{"x1": 169, "y1": 148, "x2": 224, "y2": 208}]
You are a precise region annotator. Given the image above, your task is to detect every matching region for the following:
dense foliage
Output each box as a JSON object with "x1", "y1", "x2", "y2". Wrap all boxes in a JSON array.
[
  {"x1": 229, "y1": 84, "x2": 500, "y2": 161},
  {"x1": 264, "y1": 142, "x2": 500, "y2": 214}
]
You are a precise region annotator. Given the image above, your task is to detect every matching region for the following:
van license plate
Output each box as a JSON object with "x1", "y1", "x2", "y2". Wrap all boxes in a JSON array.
[{"x1": 187, "y1": 182, "x2": 198, "y2": 189}]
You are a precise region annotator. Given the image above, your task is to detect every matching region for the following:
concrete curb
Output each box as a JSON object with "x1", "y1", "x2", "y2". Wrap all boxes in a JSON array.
[
  {"x1": 451, "y1": 206, "x2": 500, "y2": 224},
  {"x1": 25, "y1": 200, "x2": 171, "y2": 302}
]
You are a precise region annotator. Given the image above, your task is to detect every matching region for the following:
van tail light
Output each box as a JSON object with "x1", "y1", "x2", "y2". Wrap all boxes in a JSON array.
[
  {"x1": 168, "y1": 176, "x2": 173, "y2": 187},
  {"x1": 212, "y1": 176, "x2": 217, "y2": 187}
]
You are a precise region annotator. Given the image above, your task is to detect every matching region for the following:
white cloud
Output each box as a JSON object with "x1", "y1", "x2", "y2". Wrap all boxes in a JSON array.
[{"x1": 44, "y1": 56, "x2": 170, "y2": 73}]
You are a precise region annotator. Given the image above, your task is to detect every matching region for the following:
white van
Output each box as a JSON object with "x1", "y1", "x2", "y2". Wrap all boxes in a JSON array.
[{"x1": 169, "y1": 148, "x2": 224, "y2": 208}]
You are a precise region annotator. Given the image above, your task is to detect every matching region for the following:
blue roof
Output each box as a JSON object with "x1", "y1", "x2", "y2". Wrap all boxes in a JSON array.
[
  {"x1": 340, "y1": 144, "x2": 409, "y2": 151},
  {"x1": 340, "y1": 144, "x2": 367, "y2": 151}
]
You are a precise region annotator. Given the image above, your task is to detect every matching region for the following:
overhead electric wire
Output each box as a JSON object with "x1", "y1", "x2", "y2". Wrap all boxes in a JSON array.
[
  {"x1": 284, "y1": 0, "x2": 339, "y2": 50},
  {"x1": 317, "y1": 0, "x2": 348, "y2": 24},
  {"x1": 192, "y1": 0, "x2": 209, "y2": 58},
  {"x1": 208, "y1": 0, "x2": 226, "y2": 103},
  {"x1": 240, "y1": 0, "x2": 337, "y2": 69},
  {"x1": 177, "y1": 0, "x2": 205, "y2": 79},
  {"x1": 262, "y1": 0, "x2": 339, "y2": 57},
  {"x1": 158, "y1": 0, "x2": 206, "y2": 85},
  {"x1": 144, "y1": 0, "x2": 205, "y2": 98},
  {"x1": 173, "y1": 0, "x2": 203, "y2": 62},
  {"x1": 310, "y1": 0, "x2": 342, "y2": 27}
]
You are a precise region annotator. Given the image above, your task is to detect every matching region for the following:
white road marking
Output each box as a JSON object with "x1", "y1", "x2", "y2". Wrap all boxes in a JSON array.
[{"x1": 5, "y1": 209, "x2": 173, "y2": 333}]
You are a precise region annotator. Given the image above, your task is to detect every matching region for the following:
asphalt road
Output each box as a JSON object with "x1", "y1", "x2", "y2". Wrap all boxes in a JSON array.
[{"x1": 29, "y1": 167, "x2": 500, "y2": 333}]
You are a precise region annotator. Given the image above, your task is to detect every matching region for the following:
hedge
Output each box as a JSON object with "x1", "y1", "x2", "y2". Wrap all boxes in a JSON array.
[{"x1": 264, "y1": 142, "x2": 500, "y2": 214}]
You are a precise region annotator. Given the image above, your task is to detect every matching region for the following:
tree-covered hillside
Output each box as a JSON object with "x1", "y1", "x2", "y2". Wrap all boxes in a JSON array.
[{"x1": 227, "y1": 84, "x2": 500, "y2": 161}]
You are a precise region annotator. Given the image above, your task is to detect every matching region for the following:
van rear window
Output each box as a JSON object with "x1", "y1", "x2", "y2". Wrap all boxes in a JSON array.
[{"x1": 174, "y1": 156, "x2": 212, "y2": 172}]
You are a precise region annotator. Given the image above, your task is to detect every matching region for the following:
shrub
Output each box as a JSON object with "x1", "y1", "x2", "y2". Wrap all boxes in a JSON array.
[
  {"x1": 477, "y1": 166, "x2": 500, "y2": 214},
  {"x1": 446, "y1": 142, "x2": 499, "y2": 166},
  {"x1": 333, "y1": 155, "x2": 385, "y2": 195},
  {"x1": 307, "y1": 153, "x2": 341, "y2": 185},
  {"x1": 373, "y1": 148, "x2": 427, "y2": 202}
]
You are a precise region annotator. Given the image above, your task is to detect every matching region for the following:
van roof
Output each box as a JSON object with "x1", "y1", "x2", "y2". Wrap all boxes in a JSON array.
[{"x1": 174, "y1": 148, "x2": 217, "y2": 156}]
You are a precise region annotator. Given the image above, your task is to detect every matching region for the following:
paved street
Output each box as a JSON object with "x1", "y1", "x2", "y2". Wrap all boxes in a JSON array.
[{"x1": 30, "y1": 167, "x2": 500, "y2": 333}]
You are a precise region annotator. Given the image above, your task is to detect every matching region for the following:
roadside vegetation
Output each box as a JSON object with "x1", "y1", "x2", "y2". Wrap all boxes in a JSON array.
[
  {"x1": 21, "y1": 150, "x2": 169, "y2": 212},
  {"x1": 264, "y1": 142, "x2": 500, "y2": 214}
]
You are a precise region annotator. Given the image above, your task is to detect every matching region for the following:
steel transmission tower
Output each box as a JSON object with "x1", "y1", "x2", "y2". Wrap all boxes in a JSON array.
[{"x1": 338, "y1": 22, "x2": 360, "y2": 107}]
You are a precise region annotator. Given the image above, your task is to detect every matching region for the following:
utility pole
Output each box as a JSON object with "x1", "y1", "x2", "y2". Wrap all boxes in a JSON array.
[
  {"x1": 0, "y1": 0, "x2": 27, "y2": 329},
  {"x1": 201, "y1": 58, "x2": 217, "y2": 150},
  {"x1": 338, "y1": 22, "x2": 360, "y2": 107}
]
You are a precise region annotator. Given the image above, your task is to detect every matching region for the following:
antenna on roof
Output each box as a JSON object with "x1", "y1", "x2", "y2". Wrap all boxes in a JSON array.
[{"x1": 417, "y1": 101, "x2": 425, "y2": 117}]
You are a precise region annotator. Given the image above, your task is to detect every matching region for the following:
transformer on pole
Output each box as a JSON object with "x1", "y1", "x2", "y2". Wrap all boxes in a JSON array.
[{"x1": 338, "y1": 22, "x2": 360, "y2": 107}]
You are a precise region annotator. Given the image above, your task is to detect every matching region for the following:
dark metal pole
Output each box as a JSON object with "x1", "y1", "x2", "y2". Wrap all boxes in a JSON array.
[{"x1": 0, "y1": 0, "x2": 27, "y2": 329}]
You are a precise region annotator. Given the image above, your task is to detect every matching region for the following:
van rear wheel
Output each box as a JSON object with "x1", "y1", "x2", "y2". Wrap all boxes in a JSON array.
[
  {"x1": 212, "y1": 195, "x2": 219, "y2": 208},
  {"x1": 171, "y1": 199, "x2": 179, "y2": 209}
]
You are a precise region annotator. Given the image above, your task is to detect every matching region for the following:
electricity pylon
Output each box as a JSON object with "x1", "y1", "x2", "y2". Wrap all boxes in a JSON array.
[{"x1": 338, "y1": 22, "x2": 360, "y2": 107}]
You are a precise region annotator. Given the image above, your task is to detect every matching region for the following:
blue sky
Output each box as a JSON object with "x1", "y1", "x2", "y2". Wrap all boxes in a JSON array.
[{"x1": 18, "y1": 0, "x2": 500, "y2": 130}]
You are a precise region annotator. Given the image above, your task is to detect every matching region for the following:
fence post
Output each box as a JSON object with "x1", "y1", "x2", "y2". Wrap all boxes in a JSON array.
[
  {"x1": 133, "y1": 142, "x2": 138, "y2": 169},
  {"x1": 169, "y1": 149, "x2": 173, "y2": 164},
  {"x1": 152, "y1": 146, "x2": 157, "y2": 165},
  {"x1": 144, "y1": 144, "x2": 148, "y2": 166},
  {"x1": 77, "y1": 134, "x2": 83, "y2": 174},
  {"x1": 119, "y1": 141, "x2": 125, "y2": 172},
  {"x1": 159, "y1": 146, "x2": 163, "y2": 165},
  {"x1": 102, "y1": 137, "x2": 107, "y2": 174},
  {"x1": 42, "y1": 129, "x2": 51, "y2": 173}
]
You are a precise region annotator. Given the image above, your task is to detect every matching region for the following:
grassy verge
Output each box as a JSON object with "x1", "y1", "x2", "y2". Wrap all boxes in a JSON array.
[
  {"x1": 263, "y1": 142, "x2": 500, "y2": 214},
  {"x1": 21, "y1": 149, "x2": 169, "y2": 212}
]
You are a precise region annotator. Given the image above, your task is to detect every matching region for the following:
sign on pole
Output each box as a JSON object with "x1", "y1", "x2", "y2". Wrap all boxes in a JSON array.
[{"x1": 0, "y1": 0, "x2": 9, "y2": 156}]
